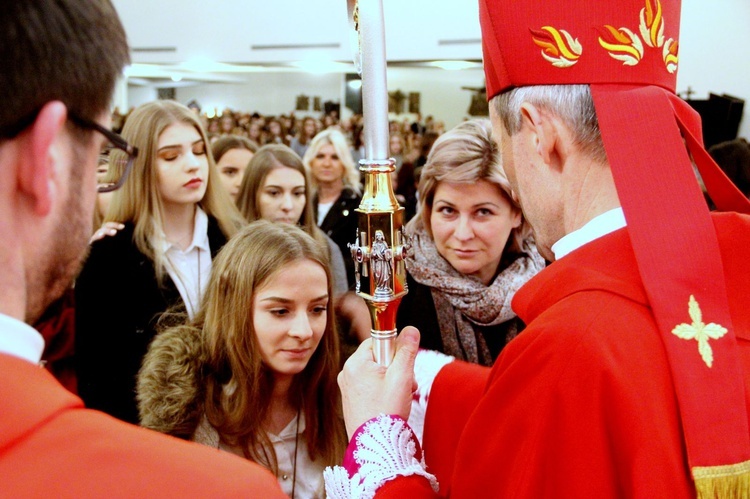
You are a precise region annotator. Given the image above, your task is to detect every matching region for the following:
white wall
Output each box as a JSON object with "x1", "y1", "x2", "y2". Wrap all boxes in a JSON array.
[
  {"x1": 678, "y1": 0, "x2": 750, "y2": 139},
  {"x1": 127, "y1": 86, "x2": 159, "y2": 110},
  {"x1": 124, "y1": 0, "x2": 750, "y2": 138},
  {"x1": 173, "y1": 73, "x2": 342, "y2": 119},
  {"x1": 153, "y1": 68, "x2": 486, "y2": 130}
]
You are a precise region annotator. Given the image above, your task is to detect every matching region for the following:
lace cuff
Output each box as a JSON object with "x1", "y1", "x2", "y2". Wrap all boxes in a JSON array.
[
  {"x1": 324, "y1": 414, "x2": 438, "y2": 499},
  {"x1": 408, "y1": 349, "x2": 455, "y2": 442}
]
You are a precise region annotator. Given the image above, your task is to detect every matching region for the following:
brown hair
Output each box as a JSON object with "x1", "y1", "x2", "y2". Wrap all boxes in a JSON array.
[
  {"x1": 201, "y1": 221, "x2": 346, "y2": 471},
  {"x1": 0, "y1": 0, "x2": 128, "y2": 138},
  {"x1": 211, "y1": 134, "x2": 259, "y2": 163},
  {"x1": 236, "y1": 144, "x2": 328, "y2": 247}
]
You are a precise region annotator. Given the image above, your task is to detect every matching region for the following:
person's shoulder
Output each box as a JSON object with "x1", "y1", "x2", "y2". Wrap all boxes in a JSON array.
[
  {"x1": 320, "y1": 230, "x2": 341, "y2": 250},
  {"x1": 340, "y1": 186, "x2": 362, "y2": 203},
  {"x1": 205, "y1": 214, "x2": 229, "y2": 248},
  {"x1": 47, "y1": 407, "x2": 284, "y2": 496},
  {"x1": 88, "y1": 221, "x2": 135, "y2": 254},
  {"x1": 712, "y1": 210, "x2": 750, "y2": 236},
  {"x1": 138, "y1": 324, "x2": 202, "y2": 438}
]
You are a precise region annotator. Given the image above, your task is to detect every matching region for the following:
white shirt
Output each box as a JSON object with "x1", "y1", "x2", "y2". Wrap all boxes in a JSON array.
[
  {"x1": 0, "y1": 312, "x2": 44, "y2": 365},
  {"x1": 194, "y1": 412, "x2": 326, "y2": 498},
  {"x1": 161, "y1": 207, "x2": 211, "y2": 319},
  {"x1": 317, "y1": 201, "x2": 334, "y2": 226},
  {"x1": 268, "y1": 414, "x2": 326, "y2": 498},
  {"x1": 551, "y1": 208, "x2": 627, "y2": 260}
]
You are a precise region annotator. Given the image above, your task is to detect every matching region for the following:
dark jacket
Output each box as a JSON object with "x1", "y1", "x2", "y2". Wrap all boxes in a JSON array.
[
  {"x1": 75, "y1": 219, "x2": 227, "y2": 424},
  {"x1": 396, "y1": 272, "x2": 523, "y2": 363},
  {"x1": 314, "y1": 187, "x2": 362, "y2": 288}
]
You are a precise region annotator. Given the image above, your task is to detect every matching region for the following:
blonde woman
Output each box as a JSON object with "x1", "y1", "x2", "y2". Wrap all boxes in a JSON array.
[
  {"x1": 303, "y1": 129, "x2": 362, "y2": 288},
  {"x1": 397, "y1": 119, "x2": 545, "y2": 366},
  {"x1": 138, "y1": 221, "x2": 347, "y2": 498},
  {"x1": 75, "y1": 100, "x2": 244, "y2": 424}
]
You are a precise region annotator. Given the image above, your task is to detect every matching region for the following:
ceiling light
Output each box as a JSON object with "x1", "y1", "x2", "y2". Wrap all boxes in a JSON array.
[
  {"x1": 290, "y1": 58, "x2": 354, "y2": 74},
  {"x1": 427, "y1": 60, "x2": 481, "y2": 71}
]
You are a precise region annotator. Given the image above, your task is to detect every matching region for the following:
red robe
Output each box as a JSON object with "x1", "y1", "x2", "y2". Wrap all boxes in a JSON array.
[
  {"x1": 375, "y1": 212, "x2": 750, "y2": 498},
  {"x1": 0, "y1": 353, "x2": 285, "y2": 497}
]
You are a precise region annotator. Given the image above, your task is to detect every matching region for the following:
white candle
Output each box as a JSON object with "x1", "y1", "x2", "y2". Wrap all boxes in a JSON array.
[{"x1": 357, "y1": 0, "x2": 390, "y2": 161}]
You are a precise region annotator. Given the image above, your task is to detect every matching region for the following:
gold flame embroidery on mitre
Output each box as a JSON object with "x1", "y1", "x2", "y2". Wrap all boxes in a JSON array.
[
  {"x1": 639, "y1": 0, "x2": 665, "y2": 47},
  {"x1": 530, "y1": 27, "x2": 582, "y2": 68},
  {"x1": 663, "y1": 38, "x2": 679, "y2": 73},
  {"x1": 598, "y1": 25, "x2": 644, "y2": 66}
]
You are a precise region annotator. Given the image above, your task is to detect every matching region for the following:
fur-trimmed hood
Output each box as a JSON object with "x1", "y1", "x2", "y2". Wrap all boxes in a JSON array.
[{"x1": 137, "y1": 324, "x2": 206, "y2": 439}]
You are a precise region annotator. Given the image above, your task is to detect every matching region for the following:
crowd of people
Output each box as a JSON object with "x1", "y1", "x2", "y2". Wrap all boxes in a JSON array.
[
  {"x1": 46, "y1": 84, "x2": 545, "y2": 495},
  {"x1": 3, "y1": 0, "x2": 749, "y2": 498}
]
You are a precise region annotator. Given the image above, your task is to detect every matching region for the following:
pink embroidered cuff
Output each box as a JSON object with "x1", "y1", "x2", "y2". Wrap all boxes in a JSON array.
[{"x1": 324, "y1": 414, "x2": 438, "y2": 499}]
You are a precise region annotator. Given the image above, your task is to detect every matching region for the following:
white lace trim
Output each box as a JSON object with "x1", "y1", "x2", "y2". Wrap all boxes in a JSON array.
[
  {"x1": 408, "y1": 350, "x2": 455, "y2": 442},
  {"x1": 323, "y1": 415, "x2": 438, "y2": 499}
]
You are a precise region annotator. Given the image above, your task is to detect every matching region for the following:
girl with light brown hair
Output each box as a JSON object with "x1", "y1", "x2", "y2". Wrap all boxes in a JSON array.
[
  {"x1": 237, "y1": 144, "x2": 371, "y2": 357},
  {"x1": 138, "y1": 221, "x2": 346, "y2": 497}
]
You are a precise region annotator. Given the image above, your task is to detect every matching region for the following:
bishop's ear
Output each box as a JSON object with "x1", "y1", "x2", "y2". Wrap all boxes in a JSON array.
[
  {"x1": 19, "y1": 101, "x2": 68, "y2": 216},
  {"x1": 518, "y1": 102, "x2": 559, "y2": 168}
]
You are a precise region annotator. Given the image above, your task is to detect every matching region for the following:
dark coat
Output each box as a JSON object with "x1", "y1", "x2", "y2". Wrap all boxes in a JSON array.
[
  {"x1": 75, "y1": 219, "x2": 227, "y2": 424},
  {"x1": 314, "y1": 187, "x2": 362, "y2": 289},
  {"x1": 396, "y1": 271, "x2": 523, "y2": 363}
]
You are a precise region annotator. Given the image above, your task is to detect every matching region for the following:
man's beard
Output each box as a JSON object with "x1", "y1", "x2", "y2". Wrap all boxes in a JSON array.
[{"x1": 26, "y1": 147, "x2": 93, "y2": 324}]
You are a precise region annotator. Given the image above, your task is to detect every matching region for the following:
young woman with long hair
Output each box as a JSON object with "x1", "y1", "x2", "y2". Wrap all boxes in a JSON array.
[
  {"x1": 75, "y1": 100, "x2": 244, "y2": 424},
  {"x1": 236, "y1": 144, "x2": 371, "y2": 356},
  {"x1": 138, "y1": 221, "x2": 347, "y2": 497},
  {"x1": 302, "y1": 129, "x2": 362, "y2": 288}
]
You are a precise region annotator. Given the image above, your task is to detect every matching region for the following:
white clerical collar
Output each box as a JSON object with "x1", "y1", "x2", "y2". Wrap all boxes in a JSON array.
[
  {"x1": 0, "y1": 312, "x2": 45, "y2": 364},
  {"x1": 551, "y1": 208, "x2": 626, "y2": 260}
]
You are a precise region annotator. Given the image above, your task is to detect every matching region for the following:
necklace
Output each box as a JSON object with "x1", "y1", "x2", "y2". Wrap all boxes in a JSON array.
[
  {"x1": 291, "y1": 408, "x2": 300, "y2": 499},
  {"x1": 280, "y1": 407, "x2": 301, "y2": 498}
]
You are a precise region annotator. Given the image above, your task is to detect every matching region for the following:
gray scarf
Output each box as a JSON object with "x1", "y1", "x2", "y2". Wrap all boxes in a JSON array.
[{"x1": 406, "y1": 218, "x2": 545, "y2": 365}]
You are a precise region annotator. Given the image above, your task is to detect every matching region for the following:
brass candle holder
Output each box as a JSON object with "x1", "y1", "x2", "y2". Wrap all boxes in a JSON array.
[
  {"x1": 346, "y1": 0, "x2": 409, "y2": 366},
  {"x1": 349, "y1": 159, "x2": 409, "y2": 366}
]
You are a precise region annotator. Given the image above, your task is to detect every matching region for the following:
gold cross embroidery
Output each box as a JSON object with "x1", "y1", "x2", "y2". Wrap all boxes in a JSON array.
[{"x1": 671, "y1": 295, "x2": 728, "y2": 368}]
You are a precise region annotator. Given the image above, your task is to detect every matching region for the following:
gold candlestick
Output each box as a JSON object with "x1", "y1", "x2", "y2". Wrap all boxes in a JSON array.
[
  {"x1": 348, "y1": 160, "x2": 409, "y2": 366},
  {"x1": 346, "y1": 0, "x2": 409, "y2": 366}
]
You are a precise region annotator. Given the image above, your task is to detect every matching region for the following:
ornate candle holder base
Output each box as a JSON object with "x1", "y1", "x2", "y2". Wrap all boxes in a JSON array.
[{"x1": 348, "y1": 158, "x2": 410, "y2": 366}]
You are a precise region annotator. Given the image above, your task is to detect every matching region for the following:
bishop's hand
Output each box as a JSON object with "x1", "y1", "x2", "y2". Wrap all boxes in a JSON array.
[{"x1": 338, "y1": 326, "x2": 420, "y2": 438}]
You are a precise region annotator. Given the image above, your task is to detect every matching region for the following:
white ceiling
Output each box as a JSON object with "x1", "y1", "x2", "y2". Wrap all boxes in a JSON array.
[{"x1": 112, "y1": 0, "x2": 483, "y2": 85}]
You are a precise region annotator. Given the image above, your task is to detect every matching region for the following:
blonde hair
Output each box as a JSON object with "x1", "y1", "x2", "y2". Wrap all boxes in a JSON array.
[
  {"x1": 416, "y1": 118, "x2": 532, "y2": 255},
  {"x1": 200, "y1": 221, "x2": 346, "y2": 472},
  {"x1": 302, "y1": 129, "x2": 361, "y2": 194},
  {"x1": 106, "y1": 100, "x2": 245, "y2": 283}
]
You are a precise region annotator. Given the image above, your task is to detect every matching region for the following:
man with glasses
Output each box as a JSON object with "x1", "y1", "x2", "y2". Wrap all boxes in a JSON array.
[{"x1": 0, "y1": 1, "x2": 282, "y2": 496}]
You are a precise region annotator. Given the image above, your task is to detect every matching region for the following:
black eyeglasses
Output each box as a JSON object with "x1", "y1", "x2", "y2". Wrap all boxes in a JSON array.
[{"x1": 67, "y1": 113, "x2": 138, "y2": 193}]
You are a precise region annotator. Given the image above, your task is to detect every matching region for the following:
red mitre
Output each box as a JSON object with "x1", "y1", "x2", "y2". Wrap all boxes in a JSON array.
[{"x1": 480, "y1": 0, "x2": 750, "y2": 495}]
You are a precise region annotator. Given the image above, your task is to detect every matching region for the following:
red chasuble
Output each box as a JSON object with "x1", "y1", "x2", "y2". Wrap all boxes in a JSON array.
[
  {"x1": 374, "y1": 212, "x2": 750, "y2": 498},
  {"x1": 0, "y1": 353, "x2": 284, "y2": 497}
]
